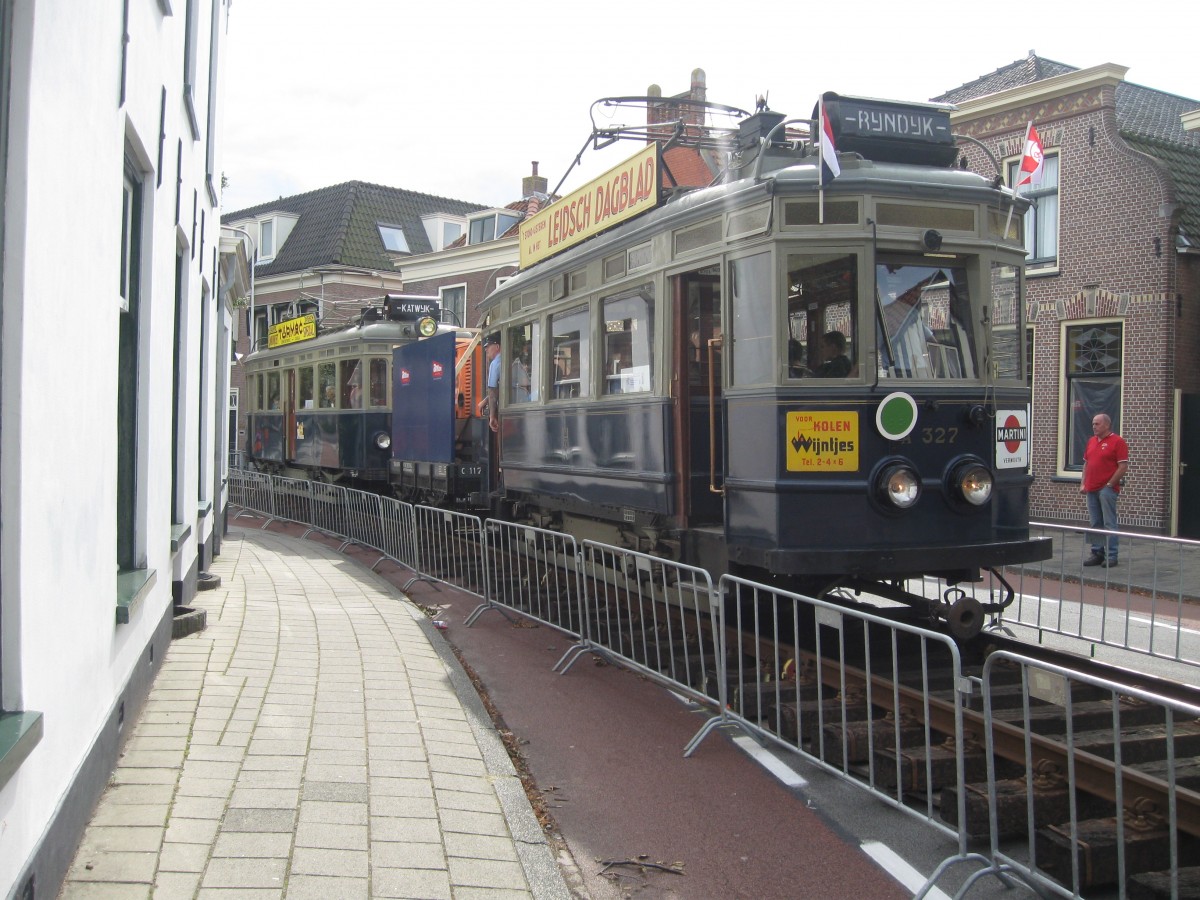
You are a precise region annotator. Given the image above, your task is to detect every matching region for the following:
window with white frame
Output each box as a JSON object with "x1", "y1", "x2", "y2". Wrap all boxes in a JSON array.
[
  {"x1": 1007, "y1": 152, "x2": 1059, "y2": 271},
  {"x1": 468, "y1": 210, "x2": 521, "y2": 245},
  {"x1": 439, "y1": 284, "x2": 466, "y2": 327},
  {"x1": 259, "y1": 218, "x2": 275, "y2": 261},
  {"x1": 1063, "y1": 321, "x2": 1122, "y2": 471}
]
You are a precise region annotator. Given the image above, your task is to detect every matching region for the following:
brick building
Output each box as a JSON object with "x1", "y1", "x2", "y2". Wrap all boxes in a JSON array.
[{"x1": 936, "y1": 55, "x2": 1200, "y2": 535}]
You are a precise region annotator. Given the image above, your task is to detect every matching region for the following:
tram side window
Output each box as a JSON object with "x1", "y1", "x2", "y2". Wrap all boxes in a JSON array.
[
  {"x1": 341, "y1": 359, "x2": 363, "y2": 409},
  {"x1": 551, "y1": 307, "x2": 589, "y2": 400},
  {"x1": 603, "y1": 287, "x2": 653, "y2": 395},
  {"x1": 876, "y1": 262, "x2": 978, "y2": 380},
  {"x1": 507, "y1": 322, "x2": 540, "y2": 404},
  {"x1": 255, "y1": 373, "x2": 264, "y2": 411},
  {"x1": 730, "y1": 252, "x2": 773, "y2": 386},
  {"x1": 318, "y1": 362, "x2": 336, "y2": 408},
  {"x1": 298, "y1": 366, "x2": 315, "y2": 409},
  {"x1": 369, "y1": 358, "x2": 388, "y2": 407},
  {"x1": 266, "y1": 371, "x2": 281, "y2": 410},
  {"x1": 786, "y1": 253, "x2": 858, "y2": 379},
  {"x1": 989, "y1": 260, "x2": 1023, "y2": 380}
]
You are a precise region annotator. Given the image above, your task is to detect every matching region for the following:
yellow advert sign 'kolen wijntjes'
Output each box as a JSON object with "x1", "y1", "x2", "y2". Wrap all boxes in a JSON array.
[
  {"x1": 519, "y1": 144, "x2": 659, "y2": 269},
  {"x1": 268, "y1": 314, "x2": 316, "y2": 349},
  {"x1": 786, "y1": 411, "x2": 859, "y2": 471}
]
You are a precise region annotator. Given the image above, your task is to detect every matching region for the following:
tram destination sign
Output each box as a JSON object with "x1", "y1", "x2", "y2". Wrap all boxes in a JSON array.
[
  {"x1": 820, "y1": 93, "x2": 958, "y2": 167},
  {"x1": 519, "y1": 144, "x2": 660, "y2": 269},
  {"x1": 268, "y1": 313, "x2": 316, "y2": 349}
]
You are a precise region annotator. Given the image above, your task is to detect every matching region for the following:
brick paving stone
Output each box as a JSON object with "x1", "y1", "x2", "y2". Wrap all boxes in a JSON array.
[
  {"x1": 282, "y1": 874, "x2": 368, "y2": 900},
  {"x1": 369, "y1": 776, "x2": 434, "y2": 799},
  {"x1": 289, "y1": 846, "x2": 369, "y2": 878},
  {"x1": 438, "y1": 809, "x2": 512, "y2": 838},
  {"x1": 157, "y1": 841, "x2": 211, "y2": 873},
  {"x1": 109, "y1": 767, "x2": 179, "y2": 786},
  {"x1": 227, "y1": 787, "x2": 301, "y2": 809},
  {"x1": 449, "y1": 856, "x2": 530, "y2": 890},
  {"x1": 434, "y1": 789, "x2": 503, "y2": 814},
  {"x1": 426, "y1": 754, "x2": 488, "y2": 778},
  {"x1": 300, "y1": 780, "x2": 368, "y2": 802},
  {"x1": 216, "y1": 808, "x2": 297, "y2": 833},
  {"x1": 151, "y1": 871, "x2": 202, "y2": 900},
  {"x1": 369, "y1": 816, "x2": 442, "y2": 843},
  {"x1": 369, "y1": 840, "x2": 448, "y2": 870},
  {"x1": 66, "y1": 849, "x2": 158, "y2": 883},
  {"x1": 77, "y1": 826, "x2": 164, "y2": 854},
  {"x1": 296, "y1": 801, "x2": 368, "y2": 826},
  {"x1": 371, "y1": 866, "x2": 453, "y2": 900},
  {"x1": 58, "y1": 883, "x2": 152, "y2": 899},
  {"x1": 201, "y1": 855, "x2": 288, "y2": 888},
  {"x1": 195, "y1": 888, "x2": 281, "y2": 899},
  {"x1": 368, "y1": 795, "x2": 438, "y2": 819},
  {"x1": 453, "y1": 888, "x2": 533, "y2": 900},
  {"x1": 212, "y1": 831, "x2": 294, "y2": 858},
  {"x1": 302, "y1": 763, "x2": 368, "y2": 783},
  {"x1": 293, "y1": 822, "x2": 368, "y2": 851},
  {"x1": 443, "y1": 832, "x2": 520, "y2": 862},
  {"x1": 89, "y1": 803, "x2": 169, "y2": 829},
  {"x1": 168, "y1": 795, "x2": 228, "y2": 820},
  {"x1": 163, "y1": 816, "x2": 221, "y2": 845}
]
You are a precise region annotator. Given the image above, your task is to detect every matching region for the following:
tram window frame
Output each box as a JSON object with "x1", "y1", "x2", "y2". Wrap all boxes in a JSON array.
[
  {"x1": 317, "y1": 362, "x2": 336, "y2": 409},
  {"x1": 340, "y1": 359, "x2": 363, "y2": 409},
  {"x1": 988, "y1": 258, "x2": 1025, "y2": 382},
  {"x1": 729, "y1": 251, "x2": 773, "y2": 386},
  {"x1": 298, "y1": 366, "x2": 315, "y2": 409},
  {"x1": 506, "y1": 321, "x2": 540, "y2": 404},
  {"x1": 602, "y1": 286, "x2": 654, "y2": 396},
  {"x1": 254, "y1": 372, "x2": 264, "y2": 411},
  {"x1": 784, "y1": 250, "x2": 860, "y2": 381},
  {"x1": 875, "y1": 257, "x2": 980, "y2": 381},
  {"x1": 265, "y1": 371, "x2": 281, "y2": 410},
  {"x1": 368, "y1": 358, "x2": 388, "y2": 408},
  {"x1": 550, "y1": 306, "x2": 590, "y2": 400}
]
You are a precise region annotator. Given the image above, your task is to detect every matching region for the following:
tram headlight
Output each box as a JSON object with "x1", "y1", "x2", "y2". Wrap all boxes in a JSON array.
[
  {"x1": 954, "y1": 462, "x2": 993, "y2": 506},
  {"x1": 374, "y1": 431, "x2": 392, "y2": 450},
  {"x1": 418, "y1": 316, "x2": 438, "y2": 338},
  {"x1": 877, "y1": 463, "x2": 921, "y2": 509}
]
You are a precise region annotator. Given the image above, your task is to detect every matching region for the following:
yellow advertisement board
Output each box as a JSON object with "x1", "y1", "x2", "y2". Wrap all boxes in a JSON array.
[
  {"x1": 519, "y1": 144, "x2": 659, "y2": 269},
  {"x1": 786, "y1": 411, "x2": 860, "y2": 471},
  {"x1": 268, "y1": 313, "x2": 316, "y2": 349}
]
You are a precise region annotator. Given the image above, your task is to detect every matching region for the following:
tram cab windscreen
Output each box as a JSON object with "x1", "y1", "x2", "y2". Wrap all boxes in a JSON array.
[{"x1": 875, "y1": 262, "x2": 978, "y2": 380}]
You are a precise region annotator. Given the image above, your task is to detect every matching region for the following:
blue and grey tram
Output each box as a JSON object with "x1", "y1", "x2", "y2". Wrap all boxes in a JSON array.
[{"x1": 452, "y1": 92, "x2": 1051, "y2": 639}]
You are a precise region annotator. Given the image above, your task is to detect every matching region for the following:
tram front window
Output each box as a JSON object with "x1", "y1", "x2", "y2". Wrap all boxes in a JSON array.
[
  {"x1": 786, "y1": 253, "x2": 858, "y2": 379},
  {"x1": 876, "y1": 262, "x2": 979, "y2": 380}
]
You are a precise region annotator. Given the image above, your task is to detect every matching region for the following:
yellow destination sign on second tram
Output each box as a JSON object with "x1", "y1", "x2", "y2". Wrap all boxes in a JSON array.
[
  {"x1": 519, "y1": 144, "x2": 660, "y2": 269},
  {"x1": 268, "y1": 314, "x2": 316, "y2": 349},
  {"x1": 786, "y1": 411, "x2": 860, "y2": 471}
]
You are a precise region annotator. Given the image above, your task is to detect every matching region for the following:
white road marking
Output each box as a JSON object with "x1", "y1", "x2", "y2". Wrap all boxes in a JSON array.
[
  {"x1": 861, "y1": 841, "x2": 951, "y2": 899},
  {"x1": 731, "y1": 734, "x2": 808, "y2": 787}
]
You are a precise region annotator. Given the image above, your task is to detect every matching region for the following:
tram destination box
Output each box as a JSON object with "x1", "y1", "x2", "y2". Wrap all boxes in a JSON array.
[{"x1": 818, "y1": 93, "x2": 958, "y2": 168}]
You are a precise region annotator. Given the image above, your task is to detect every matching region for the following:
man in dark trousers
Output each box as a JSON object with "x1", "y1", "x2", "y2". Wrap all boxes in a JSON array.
[{"x1": 1080, "y1": 413, "x2": 1129, "y2": 567}]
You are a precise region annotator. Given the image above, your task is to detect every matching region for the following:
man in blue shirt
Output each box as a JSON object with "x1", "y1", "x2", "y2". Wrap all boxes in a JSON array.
[{"x1": 476, "y1": 333, "x2": 502, "y2": 432}]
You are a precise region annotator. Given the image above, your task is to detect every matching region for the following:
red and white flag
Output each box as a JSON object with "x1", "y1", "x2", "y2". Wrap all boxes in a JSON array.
[
  {"x1": 1015, "y1": 122, "x2": 1044, "y2": 189},
  {"x1": 819, "y1": 99, "x2": 841, "y2": 186}
]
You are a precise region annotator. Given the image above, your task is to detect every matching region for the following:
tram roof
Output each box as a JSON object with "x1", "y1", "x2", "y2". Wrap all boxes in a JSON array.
[{"x1": 480, "y1": 154, "x2": 1005, "y2": 314}]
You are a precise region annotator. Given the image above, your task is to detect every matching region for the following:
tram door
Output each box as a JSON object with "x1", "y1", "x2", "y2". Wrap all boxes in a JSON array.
[
  {"x1": 673, "y1": 266, "x2": 724, "y2": 525},
  {"x1": 285, "y1": 370, "x2": 296, "y2": 460}
]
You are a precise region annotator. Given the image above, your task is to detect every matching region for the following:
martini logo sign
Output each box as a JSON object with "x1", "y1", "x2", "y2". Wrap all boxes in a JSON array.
[{"x1": 995, "y1": 408, "x2": 1030, "y2": 469}]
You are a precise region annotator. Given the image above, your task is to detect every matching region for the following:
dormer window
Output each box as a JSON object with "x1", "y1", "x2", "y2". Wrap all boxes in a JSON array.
[
  {"x1": 259, "y1": 218, "x2": 275, "y2": 260},
  {"x1": 378, "y1": 223, "x2": 410, "y2": 254},
  {"x1": 468, "y1": 210, "x2": 522, "y2": 245},
  {"x1": 420, "y1": 214, "x2": 466, "y2": 252}
]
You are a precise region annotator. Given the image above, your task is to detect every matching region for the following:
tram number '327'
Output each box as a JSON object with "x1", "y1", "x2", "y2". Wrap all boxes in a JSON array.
[{"x1": 921, "y1": 427, "x2": 958, "y2": 444}]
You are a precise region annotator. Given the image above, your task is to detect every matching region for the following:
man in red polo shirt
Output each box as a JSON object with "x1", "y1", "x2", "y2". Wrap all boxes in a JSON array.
[{"x1": 1080, "y1": 413, "x2": 1129, "y2": 567}]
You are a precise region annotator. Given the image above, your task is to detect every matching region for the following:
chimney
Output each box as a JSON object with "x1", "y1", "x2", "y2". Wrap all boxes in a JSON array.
[{"x1": 522, "y1": 161, "x2": 548, "y2": 198}]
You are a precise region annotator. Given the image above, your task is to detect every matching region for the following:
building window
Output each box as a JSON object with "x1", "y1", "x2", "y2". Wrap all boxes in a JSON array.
[
  {"x1": 1063, "y1": 321, "x2": 1122, "y2": 471},
  {"x1": 378, "y1": 224, "x2": 409, "y2": 254},
  {"x1": 119, "y1": 155, "x2": 148, "y2": 570},
  {"x1": 439, "y1": 284, "x2": 466, "y2": 327},
  {"x1": 1008, "y1": 152, "x2": 1059, "y2": 271},
  {"x1": 258, "y1": 218, "x2": 275, "y2": 260},
  {"x1": 468, "y1": 211, "x2": 521, "y2": 245},
  {"x1": 181, "y1": 0, "x2": 200, "y2": 137}
]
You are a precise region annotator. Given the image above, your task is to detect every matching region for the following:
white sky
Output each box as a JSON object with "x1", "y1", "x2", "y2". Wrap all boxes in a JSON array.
[{"x1": 219, "y1": 0, "x2": 1198, "y2": 216}]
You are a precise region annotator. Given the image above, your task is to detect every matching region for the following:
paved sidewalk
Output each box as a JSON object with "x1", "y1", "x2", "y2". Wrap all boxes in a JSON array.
[{"x1": 59, "y1": 527, "x2": 570, "y2": 899}]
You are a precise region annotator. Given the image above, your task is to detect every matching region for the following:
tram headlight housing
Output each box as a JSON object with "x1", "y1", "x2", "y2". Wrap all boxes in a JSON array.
[
  {"x1": 952, "y1": 460, "x2": 993, "y2": 506},
  {"x1": 374, "y1": 431, "x2": 392, "y2": 451},
  {"x1": 876, "y1": 462, "x2": 921, "y2": 509},
  {"x1": 418, "y1": 316, "x2": 438, "y2": 338}
]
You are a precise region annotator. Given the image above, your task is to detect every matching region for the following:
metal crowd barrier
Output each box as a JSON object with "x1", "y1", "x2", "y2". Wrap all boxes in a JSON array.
[
  {"x1": 555, "y1": 542, "x2": 728, "y2": 746},
  {"x1": 466, "y1": 520, "x2": 584, "y2": 636},
  {"x1": 406, "y1": 505, "x2": 486, "y2": 599},
  {"x1": 716, "y1": 576, "x2": 979, "y2": 857},
  {"x1": 379, "y1": 497, "x2": 417, "y2": 570},
  {"x1": 923, "y1": 649, "x2": 1200, "y2": 899}
]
